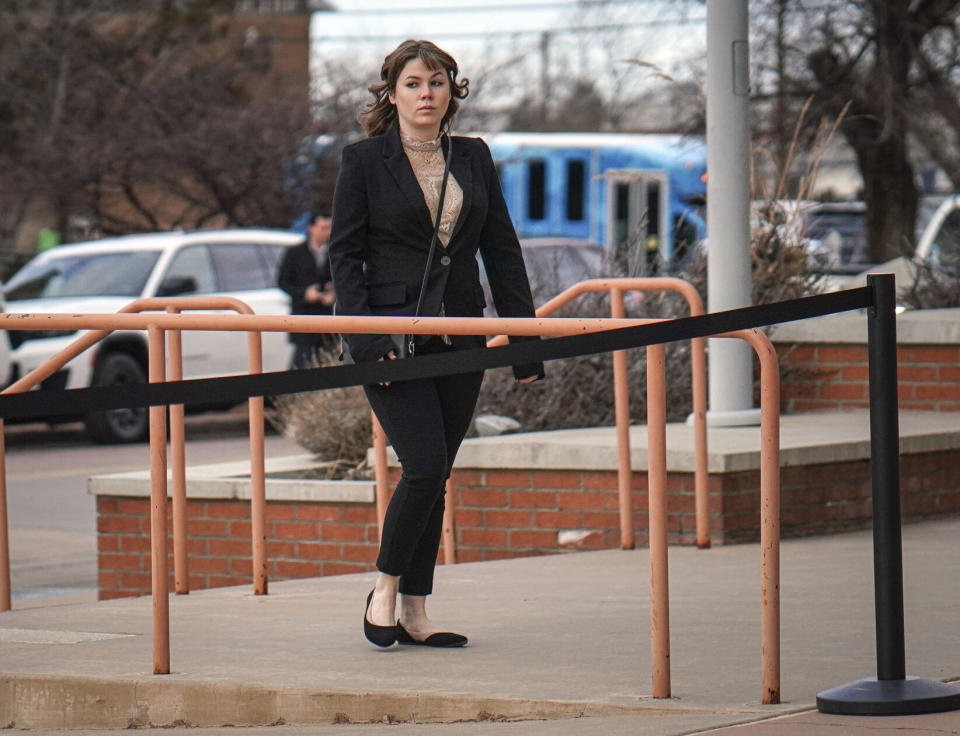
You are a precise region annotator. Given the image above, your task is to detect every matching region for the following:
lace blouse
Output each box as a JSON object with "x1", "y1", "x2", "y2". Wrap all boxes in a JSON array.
[{"x1": 401, "y1": 132, "x2": 463, "y2": 247}]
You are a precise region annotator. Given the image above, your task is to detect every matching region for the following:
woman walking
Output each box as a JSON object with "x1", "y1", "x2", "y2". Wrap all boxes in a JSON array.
[{"x1": 328, "y1": 39, "x2": 543, "y2": 648}]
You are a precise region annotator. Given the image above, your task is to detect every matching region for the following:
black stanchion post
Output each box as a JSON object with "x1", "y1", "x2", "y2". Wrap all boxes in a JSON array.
[
  {"x1": 816, "y1": 273, "x2": 960, "y2": 715},
  {"x1": 869, "y1": 272, "x2": 906, "y2": 682}
]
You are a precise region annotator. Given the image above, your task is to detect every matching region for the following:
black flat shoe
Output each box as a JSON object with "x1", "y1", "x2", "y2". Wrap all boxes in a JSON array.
[
  {"x1": 397, "y1": 621, "x2": 467, "y2": 648},
  {"x1": 364, "y1": 589, "x2": 397, "y2": 648}
]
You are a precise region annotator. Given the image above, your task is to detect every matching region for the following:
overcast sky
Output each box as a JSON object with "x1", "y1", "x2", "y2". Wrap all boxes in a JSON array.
[{"x1": 310, "y1": 0, "x2": 706, "y2": 110}]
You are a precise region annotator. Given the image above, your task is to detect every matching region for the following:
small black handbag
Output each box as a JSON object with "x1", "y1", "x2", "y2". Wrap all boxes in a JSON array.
[{"x1": 392, "y1": 134, "x2": 453, "y2": 359}]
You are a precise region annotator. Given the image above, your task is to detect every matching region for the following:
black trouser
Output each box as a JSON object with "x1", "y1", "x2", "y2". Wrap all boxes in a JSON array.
[{"x1": 363, "y1": 338, "x2": 483, "y2": 596}]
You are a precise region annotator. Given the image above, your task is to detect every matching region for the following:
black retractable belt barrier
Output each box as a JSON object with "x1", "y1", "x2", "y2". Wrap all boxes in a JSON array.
[
  {"x1": 0, "y1": 287, "x2": 871, "y2": 421},
  {"x1": 6, "y1": 280, "x2": 959, "y2": 712},
  {"x1": 817, "y1": 274, "x2": 960, "y2": 716}
]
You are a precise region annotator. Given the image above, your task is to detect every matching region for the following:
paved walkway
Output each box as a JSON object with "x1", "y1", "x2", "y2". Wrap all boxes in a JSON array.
[{"x1": 2, "y1": 516, "x2": 959, "y2": 733}]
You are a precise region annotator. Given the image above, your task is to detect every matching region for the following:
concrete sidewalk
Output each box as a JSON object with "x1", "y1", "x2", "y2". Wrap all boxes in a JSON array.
[{"x1": 2, "y1": 516, "x2": 960, "y2": 733}]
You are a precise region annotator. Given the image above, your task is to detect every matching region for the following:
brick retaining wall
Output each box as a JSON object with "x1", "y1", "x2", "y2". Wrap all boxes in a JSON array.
[
  {"x1": 96, "y1": 311, "x2": 960, "y2": 599},
  {"x1": 97, "y1": 497, "x2": 380, "y2": 600},
  {"x1": 778, "y1": 343, "x2": 960, "y2": 413},
  {"x1": 97, "y1": 450, "x2": 960, "y2": 600},
  {"x1": 773, "y1": 309, "x2": 960, "y2": 414}
]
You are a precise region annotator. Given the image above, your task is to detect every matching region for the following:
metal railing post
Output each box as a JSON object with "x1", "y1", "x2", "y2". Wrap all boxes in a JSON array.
[
  {"x1": 647, "y1": 343, "x2": 670, "y2": 698},
  {"x1": 166, "y1": 310, "x2": 188, "y2": 595},
  {"x1": 248, "y1": 329, "x2": 267, "y2": 595},
  {"x1": 752, "y1": 330, "x2": 781, "y2": 705},
  {"x1": 718, "y1": 329, "x2": 781, "y2": 704},
  {"x1": 147, "y1": 325, "x2": 170, "y2": 675},
  {"x1": 691, "y1": 334, "x2": 710, "y2": 548},
  {"x1": 0, "y1": 421, "x2": 9, "y2": 611},
  {"x1": 610, "y1": 286, "x2": 635, "y2": 550}
]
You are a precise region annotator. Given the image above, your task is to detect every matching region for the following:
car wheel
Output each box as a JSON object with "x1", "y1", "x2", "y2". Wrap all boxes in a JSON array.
[{"x1": 84, "y1": 352, "x2": 149, "y2": 444}]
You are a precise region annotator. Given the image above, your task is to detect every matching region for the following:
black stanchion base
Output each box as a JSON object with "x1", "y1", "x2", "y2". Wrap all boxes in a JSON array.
[{"x1": 817, "y1": 676, "x2": 960, "y2": 715}]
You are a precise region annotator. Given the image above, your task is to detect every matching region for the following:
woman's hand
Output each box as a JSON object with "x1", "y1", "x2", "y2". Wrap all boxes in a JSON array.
[
  {"x1": 517, "y1": 375, "x2": 538, "y2": 385},
  {"x1": 378, "y1": 351, "x2": 396, "y2": 387}
]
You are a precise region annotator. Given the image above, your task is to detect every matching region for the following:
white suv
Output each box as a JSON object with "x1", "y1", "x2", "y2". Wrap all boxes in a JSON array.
[{"x1": 3, "y1": 229, "x2": 303, "y2": 443}]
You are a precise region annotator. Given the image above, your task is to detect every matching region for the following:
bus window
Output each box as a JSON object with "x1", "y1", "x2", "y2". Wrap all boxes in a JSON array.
[
  {"x1": 566, "y1": 160, "x2": 586, "y2": 222},
  {"x1": 528, "y1": 159, "x2": 546, "y2": 221},
  {"x1": 614, "y1": 182, "x2": 630, "y2": 246},
  {"x1": 645, "y1": 181, "x2": 661, "y2": 263},
  {"x1": 646, "y1": 182, "x2": 660, "y2": 235}
]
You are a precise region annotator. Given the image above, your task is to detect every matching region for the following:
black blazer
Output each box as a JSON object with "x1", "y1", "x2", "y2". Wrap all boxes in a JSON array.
[
  {"x1": 277, "y1": 240, "x2": 333, "y2": 346},
  {"x1": 328, "y1": 125, "x2": 543, "y2": 380}
]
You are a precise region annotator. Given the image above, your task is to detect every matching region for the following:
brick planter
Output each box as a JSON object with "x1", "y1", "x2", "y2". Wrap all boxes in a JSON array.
[
  {"x1": 96, "y1": 496, "x2": 380, "y2": 600},
  {"x1": 93, "y1": 308, "x2": 960, "y2": 600},
  {"x1": 773, "y1": 308, "x2": 960, "y2": 413},
  {"x1": 94, "y1": 414, "x2": 960, "y2": 600}
]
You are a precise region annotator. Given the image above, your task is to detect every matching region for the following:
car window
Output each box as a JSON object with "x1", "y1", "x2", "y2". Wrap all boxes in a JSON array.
[
  {"x1": 259, "y1": 244, "x2": 289, "y2": 286},
  {"x1": 805, "y1": 210, "x2": 869, "y2": 268},
  {"x1": 162, "y1": 245, "x2": 217, "y2": 294},
  {"x1": 5, "y1": 251, "x2": 160, "y2": 301},
  {"x1": 208, "y1": 243, "x2": 271, "y2": 291},
  {"x1": 929, "y1": 209, "x2": 960, "y2": 274},
  {"x1": 522, "y1": 245, "x2": 607, "y2": 304}
]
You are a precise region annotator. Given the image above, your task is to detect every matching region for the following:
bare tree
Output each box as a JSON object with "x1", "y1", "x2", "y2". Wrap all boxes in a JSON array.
[
  {"x1": 0, "y1": 0, "x2": 337, "y2": 252},
  {"x1": 750, "y1": 0, "x2": 960, "y2": 263},
  {"x1": 908, "y1": 6, "x2": 960, "y2": 190}
]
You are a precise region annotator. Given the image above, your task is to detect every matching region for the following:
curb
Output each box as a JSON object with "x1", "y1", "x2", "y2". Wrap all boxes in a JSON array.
[{"x1": 0, "y1": 674, "x2": 783, "y2": 730}]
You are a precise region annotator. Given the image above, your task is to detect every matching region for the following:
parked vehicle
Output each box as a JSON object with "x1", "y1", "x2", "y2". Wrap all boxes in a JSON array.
[
  {"x1": 785, "y1": 196, "x2": 960, "y2": 275},
  {"x1": 3, "y1": 229, "x2": 303, "y2": 443},
  {"x1": 800, "y1": 201, "x2": 871, "y2": 273},
  {"x1": 486, "y1": 132, "x2": 707, "y2": 263},
  {"x1": 914, "y1": 193, "x2": 960, "y2": 275},
  {"x1": 480, "y1": 238, "x2": 625, "y2": 318},
  {"x1": 818, "y1": 195, "x2": 960, "y2": 293},
  {"x1": 0, "y1": 288, "x2": 12, "y2": 390}
]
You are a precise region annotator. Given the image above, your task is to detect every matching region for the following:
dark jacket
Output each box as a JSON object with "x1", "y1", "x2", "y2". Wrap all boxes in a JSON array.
[
  {"x1": 328, "y1": 125, "x2": 543, "y2": 380},
  {"x1": 277, "y1": 240, "x2": 334, "y2": 346}
]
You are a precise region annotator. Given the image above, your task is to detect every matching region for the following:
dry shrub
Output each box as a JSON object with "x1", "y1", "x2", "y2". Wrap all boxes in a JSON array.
[
  {"x1": 274, "y1": 104, "x2": 841, "y2": 455},
  {"x1": 749, "y1": 200, "x2": 825, "y2": 303},
  {"x1": 271, "y1": 223, "x2": 824, "y2": 460},
  {"x1": 265, "y1": 348, "x2": 372, "y2": 479},
  {"x1": 475, "y1": 252, "x2": 701, "y2": 433},
  {"x1": 474, "y1": 342, "x2": 695, "y2": 433},
  {"x1": 899, "y1": 260, "x2": 960, "y2": 309}
]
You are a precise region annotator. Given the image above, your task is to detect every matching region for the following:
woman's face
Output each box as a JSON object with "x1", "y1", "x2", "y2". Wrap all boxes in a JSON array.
[{"x1": 388, "y1": 57, "x2": 451, "y2": 139}]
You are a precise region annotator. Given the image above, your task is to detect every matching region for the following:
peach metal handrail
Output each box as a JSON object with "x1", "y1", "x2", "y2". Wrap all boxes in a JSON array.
[
  {"x1": 488, "y1": 277, "x2": 707, "y2": 552},
  {"x1": 162, "y1": 301, "x2": 267, "y2": 596},
  {"x1": 0, "y1": 297, "x2": 268, "y2": 616},
  {"x1": 644, "y1": 327, "x2": 780, "y2": 703},
  {"x1": 0, "y1": 309, "x2": 652, "y2": 626},
  {"x1": 0, "y1": 309, "x2": 780, "y2": 704},
  {"x1": 371, "y1": 276, "x2": 708, "y2": 562},
  {"x1": 0, "y1": 309, "x2": 652, "y2": 623}
]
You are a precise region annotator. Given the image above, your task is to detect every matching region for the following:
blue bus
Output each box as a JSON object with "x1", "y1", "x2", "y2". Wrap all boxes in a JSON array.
[{"x1": 485, "y1": 132, "x2": 707, "y2": 262}]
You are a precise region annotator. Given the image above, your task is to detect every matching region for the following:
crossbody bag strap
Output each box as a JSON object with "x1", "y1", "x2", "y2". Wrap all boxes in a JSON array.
[{"x1": 408, "y1": 134, "x2": 453, "y2": 354}]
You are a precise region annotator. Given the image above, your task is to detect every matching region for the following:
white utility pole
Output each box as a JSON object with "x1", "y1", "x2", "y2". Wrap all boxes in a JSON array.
[{"x1": 705, "y1": 0, "x2": 759, "y2": 425}]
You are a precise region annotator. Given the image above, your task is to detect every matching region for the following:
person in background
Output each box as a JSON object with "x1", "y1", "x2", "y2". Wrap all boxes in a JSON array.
[
  {"x1": 328, "y1": 39, "x2": 544, "y2": 649},
  {"x1": 278, "y1": 213, "x2": 336, "y2": 368}
]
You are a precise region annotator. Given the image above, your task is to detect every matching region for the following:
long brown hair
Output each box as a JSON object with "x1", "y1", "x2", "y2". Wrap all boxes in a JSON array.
[{"x1": 361, "y1": 39, "x2": 469, "y2": 138}]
